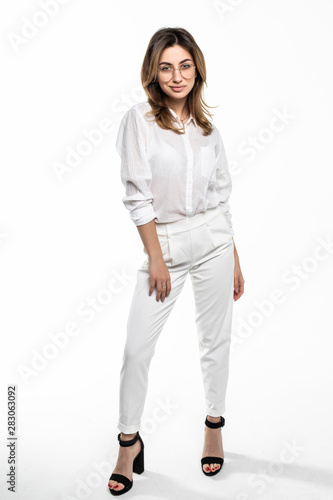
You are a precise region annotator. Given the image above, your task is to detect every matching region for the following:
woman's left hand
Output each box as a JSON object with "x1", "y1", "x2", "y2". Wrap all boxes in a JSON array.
[{"x1": 233, "y1": 241, "x2": 244, "y2": 301}]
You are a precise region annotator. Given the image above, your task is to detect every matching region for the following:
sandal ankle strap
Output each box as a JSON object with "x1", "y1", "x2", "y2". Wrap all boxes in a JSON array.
[
  {"x1": 205, "y1": 416, "x2": 225, "y2": 428},
  {"x1": 117, "y1": 431, "x2": 139, "y2": 447}
]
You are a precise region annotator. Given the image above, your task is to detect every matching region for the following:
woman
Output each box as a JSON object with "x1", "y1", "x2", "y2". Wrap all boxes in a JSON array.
[{"x1": 109, "y1": 27, "x2": 244, "y2": 495}]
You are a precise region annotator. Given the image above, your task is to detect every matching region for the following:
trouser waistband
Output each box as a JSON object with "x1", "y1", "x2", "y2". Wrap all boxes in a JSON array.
[{"x1": 155, "y1": 205, "x2": 223, "y2": 236}]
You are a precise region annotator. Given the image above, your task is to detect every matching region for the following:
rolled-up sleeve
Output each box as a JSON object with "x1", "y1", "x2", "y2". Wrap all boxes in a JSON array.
[
  {"x1": 215, "y1": 129, "x2": 235, "y2": 236},
  {"x1": 116, "y1": 108, "x2": 157, "y2": 226}
]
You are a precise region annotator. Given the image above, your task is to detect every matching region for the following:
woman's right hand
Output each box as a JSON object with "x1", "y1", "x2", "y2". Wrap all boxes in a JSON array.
[
  {"x1": 136, "y1": 219, "x2": 171, "y2": 302},
  {"x1": 148, "y1": 256, "x2": 171, "y2": 302}
]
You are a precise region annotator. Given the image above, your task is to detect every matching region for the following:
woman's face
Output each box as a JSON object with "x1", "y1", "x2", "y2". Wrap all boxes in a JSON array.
[{"x1": 157, "y1": 44, "x2": 197, "y2": 105}]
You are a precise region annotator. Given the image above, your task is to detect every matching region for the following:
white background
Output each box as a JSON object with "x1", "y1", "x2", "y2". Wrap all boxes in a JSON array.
[{"x1": 0, "y1": 1, "x2": 332, "y2": 499}]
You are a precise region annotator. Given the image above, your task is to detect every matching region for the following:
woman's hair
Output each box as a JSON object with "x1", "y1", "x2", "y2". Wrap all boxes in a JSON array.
[{"x1": 141, "y1": 27, "x2": 216, "y2": 136}]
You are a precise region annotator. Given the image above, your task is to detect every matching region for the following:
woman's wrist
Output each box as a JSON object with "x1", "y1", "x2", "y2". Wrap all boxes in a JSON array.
[
  {"x1": 233, "y1": 240, "x2": 239, "y2": 262},
  {"x1": 148, "y1": 250, "x2": 164, "y2": 262}
]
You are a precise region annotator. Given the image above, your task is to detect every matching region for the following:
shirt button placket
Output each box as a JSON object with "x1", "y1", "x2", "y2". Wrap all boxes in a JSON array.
[{"x1": 183, "y1": 124, "x2": 193, "y2": 217}]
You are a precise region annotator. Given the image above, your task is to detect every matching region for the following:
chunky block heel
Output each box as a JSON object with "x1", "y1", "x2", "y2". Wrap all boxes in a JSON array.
[
  {"x1": 108, "y1": 431, "x2": 144, "y2": 495},
  {"x1": 201, "y1": 415, "x2": 225, "y2": 476},
  {"x1": 132, "y1": 444, "x2": 144, "y2": 474}
]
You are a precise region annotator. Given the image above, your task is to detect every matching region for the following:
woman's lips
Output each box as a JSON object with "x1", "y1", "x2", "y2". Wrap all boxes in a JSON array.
[{"x1": 170, "y1": 86, "x2": 185, "y2": 92}]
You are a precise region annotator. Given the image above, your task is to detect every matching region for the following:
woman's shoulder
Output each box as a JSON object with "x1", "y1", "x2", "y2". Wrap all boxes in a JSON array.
[
  {"x1": 210, "y1": 123, "x2": 224, "y2": 143},
  {"x1": 118, "y1": 101, "x2": 154, "y2": 131},
  {"x1": 205, "y1": 123, "x2": 221, "y2": 146},
  {"x1": 116, "y1": 102, "x2": 151, "y2": 154},
  {"x1": 123, "y1": 100, "x2": 151, "y2": 119},
  {"x1": 209, "y1": 123, "x2": 218, "y2": 135}
]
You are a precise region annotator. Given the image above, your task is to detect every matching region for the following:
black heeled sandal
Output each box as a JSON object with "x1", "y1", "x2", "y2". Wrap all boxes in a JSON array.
[
  {"x1": 109, "y1": 431, "x2": 144, "y2": 496},
  {"x1": 201, "y1": 415, "x2": 225, "y2": 476}
]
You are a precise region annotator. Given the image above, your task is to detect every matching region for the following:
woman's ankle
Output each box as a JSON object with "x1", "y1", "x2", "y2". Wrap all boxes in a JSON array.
[
  {"x1": 206, "y1": 415, "x2": 222, "y2": 423},
  {"x1": 120, "y1": 431, "x2": 137, "y2": 440}
]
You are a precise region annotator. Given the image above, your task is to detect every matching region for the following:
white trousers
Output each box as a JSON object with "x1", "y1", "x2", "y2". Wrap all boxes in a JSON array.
[{"x1": 118, "y1": 204, "x2": 234, "y2": 433}]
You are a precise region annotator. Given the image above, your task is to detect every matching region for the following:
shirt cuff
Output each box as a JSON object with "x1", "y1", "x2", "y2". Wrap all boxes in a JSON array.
[{"x1": 129, "y1": 204, "x2": 157, "y2": 226}]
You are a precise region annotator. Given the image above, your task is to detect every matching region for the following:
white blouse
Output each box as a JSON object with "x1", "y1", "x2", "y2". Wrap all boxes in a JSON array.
[{"x1": 116, "y1": 100, "x2": 234, "y2": 236}]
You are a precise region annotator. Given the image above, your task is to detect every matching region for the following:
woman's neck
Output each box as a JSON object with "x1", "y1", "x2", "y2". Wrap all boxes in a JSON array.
[{"x1": 166, "y1": 98, "x2": 189, "y2": 121}]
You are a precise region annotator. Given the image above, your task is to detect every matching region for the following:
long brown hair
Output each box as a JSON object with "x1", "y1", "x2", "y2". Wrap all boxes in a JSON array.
[{"x1": 141, "y1": 27, "x2": 216, "y2": 136}]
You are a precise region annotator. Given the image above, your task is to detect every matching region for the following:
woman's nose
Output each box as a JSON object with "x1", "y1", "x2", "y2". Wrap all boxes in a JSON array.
[{"x1": 172, "y1": 68, "x2": 183, "y2": 82}]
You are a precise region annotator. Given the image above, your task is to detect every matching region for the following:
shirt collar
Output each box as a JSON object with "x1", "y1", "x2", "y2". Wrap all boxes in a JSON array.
[{"x1": 168, "y1": 106, "x2": 197, "y2": 128}]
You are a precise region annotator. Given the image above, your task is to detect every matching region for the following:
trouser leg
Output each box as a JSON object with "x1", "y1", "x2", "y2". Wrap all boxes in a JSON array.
[
  {"x1": 189, "y1": 222, "x2": 234, "y2": 417},
  {"x1": 117, "y1": 262, "x2": 189, "y2": 433}
]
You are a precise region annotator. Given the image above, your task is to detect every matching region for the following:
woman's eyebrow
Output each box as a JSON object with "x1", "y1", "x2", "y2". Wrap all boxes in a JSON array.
[{"x1": 158, "y1": 58, "x2": 193, "y2": 65}]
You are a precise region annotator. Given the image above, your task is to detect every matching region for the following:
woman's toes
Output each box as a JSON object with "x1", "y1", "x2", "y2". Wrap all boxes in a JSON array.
[
  {"x1": 203, "y1": 462, "x2": 222, "y2": 473},
  {"x1": 109, "y1": 481, "x2": 124, "y2": 491}
]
